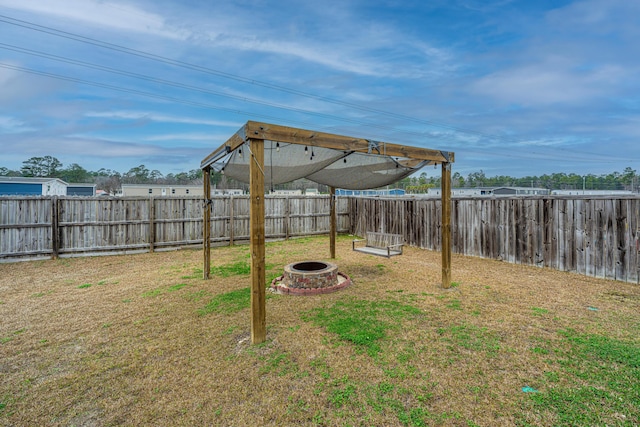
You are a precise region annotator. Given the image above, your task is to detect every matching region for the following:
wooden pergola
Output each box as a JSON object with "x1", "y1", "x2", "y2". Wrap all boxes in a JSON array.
[{"x1": 201, "y1": 121, "x2": 454, "y2": 344}]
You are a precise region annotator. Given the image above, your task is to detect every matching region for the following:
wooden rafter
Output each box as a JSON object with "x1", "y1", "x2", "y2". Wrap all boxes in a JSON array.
[{"x1": 200, "y1": 121, "x2": 454, "y2": 169}]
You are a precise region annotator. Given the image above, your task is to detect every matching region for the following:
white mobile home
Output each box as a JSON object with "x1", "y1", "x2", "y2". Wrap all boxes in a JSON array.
[{"x1": 0, "y1": 177, "x2": 68, "y2": 196}]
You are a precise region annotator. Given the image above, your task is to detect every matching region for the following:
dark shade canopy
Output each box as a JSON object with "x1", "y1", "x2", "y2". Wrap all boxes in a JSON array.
[{"x1": 201, "y1": 121, "x2": 454, "y2": 190}]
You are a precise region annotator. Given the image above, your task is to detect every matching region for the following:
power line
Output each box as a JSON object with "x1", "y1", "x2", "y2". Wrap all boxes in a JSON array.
[
  {"x1": 0, "y1": 42, "x2": 447, "y2": 139},
  {"x1": 0, "y1": 14, "x2": 635, "y2": 165},
  {"x1": 0, "y1": 13, "x2": 508, "y2": 140},
  {"x1": 1, "y1": 61, "x2": 634, "y2": 164},
  {"x1": 0, "y1": 62, "x2": 319, "y2": 128}
]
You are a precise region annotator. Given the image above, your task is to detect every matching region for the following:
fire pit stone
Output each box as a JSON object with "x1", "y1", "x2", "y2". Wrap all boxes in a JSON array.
[{"x1": 271, "y1": 260, "x2": 351, "y2": 295}]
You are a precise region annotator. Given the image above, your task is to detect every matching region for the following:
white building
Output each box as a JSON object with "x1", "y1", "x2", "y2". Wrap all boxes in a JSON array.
[
  {"x1": 0, "y1": 177, "x2": 68, "y2": 196},
  {"x1": 119, "y1": 184, "x2": 202, "y2": 197},
  {"x1": 427, "y1": 187, "x2": 550, "y2": 197},
  {"x1": 118, "y1": 184, "x2": 244, "y2": 197},
  {"x1": 551, "y1": 189, "x2": 634, "y2": 196}
]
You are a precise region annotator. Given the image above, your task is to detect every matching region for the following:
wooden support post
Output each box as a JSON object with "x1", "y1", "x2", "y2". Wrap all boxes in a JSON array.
[
  {"x1": 203, "y1": 167, "x2": 211, "y2": 280},
  {"x1": 249, "y1": 138, "x2": 266, "y2": 344},
  {"x1": 441, "y1": 162, "x2": 452, "y2": 288},
  {"x1": 330, "y1": 186, "x2": 336, "y2": 259}
]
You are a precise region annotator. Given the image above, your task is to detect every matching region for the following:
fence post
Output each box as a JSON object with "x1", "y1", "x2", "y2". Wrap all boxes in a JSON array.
[
  {"x1": 149, "y1": 197, "x2": 155, "y2": 253},
  {"x1": 284, "y1": 196, "x2": 290, "y2": 240},
  {"x1": 229, "y1": 195, "x2": 235, "y2": 246},
  {"x1": 51, "y1": 196, "x2": 59, "y2": 259}
]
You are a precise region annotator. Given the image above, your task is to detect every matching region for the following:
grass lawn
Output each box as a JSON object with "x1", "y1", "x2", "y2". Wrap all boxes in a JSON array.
[{"x1": 1, "y1": 235, "x2": 639, "y2": 426}]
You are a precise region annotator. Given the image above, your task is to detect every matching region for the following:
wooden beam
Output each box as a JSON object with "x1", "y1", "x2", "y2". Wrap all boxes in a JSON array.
[
  {"x1": 245, "y1": 121, "x2": 454, "y2": 162},
  {"x1": 330, "y1": 186, "x2": 336, "y2": 259},
  {"x1": 200, "y1": 129, "x2": 245, "y2": 169},
  {"x1": 249, "y1": 138, "x2": 266, "y2": 344},
  {"x1": 201, "y1": 121, "x2": 455, "y2": 169},
  {"x1": 203, "y1": 167, "x2": 211, "y2": 280},
  {"x1": 441, "y1": 162, "x2": 452, "y2": 288}
]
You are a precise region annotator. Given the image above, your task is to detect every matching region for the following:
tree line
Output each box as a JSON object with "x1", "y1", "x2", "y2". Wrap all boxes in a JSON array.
[
  {"x1": 1, "y1": 156, "x2": 638, "y2": 193},
  {"x1": 0, "y1": 156, "x2": 208, "y2": 195},
  {"x1": 395, "y1": 167, "x2": 640, "y2": 192}
]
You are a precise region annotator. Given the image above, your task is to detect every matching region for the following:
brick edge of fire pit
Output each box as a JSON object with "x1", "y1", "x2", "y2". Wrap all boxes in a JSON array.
[{"x1": 270, "y1": 272, "x2": 352, "y2": 296}]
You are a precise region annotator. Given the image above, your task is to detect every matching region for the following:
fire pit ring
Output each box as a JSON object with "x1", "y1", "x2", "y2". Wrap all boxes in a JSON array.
[{"x1": 270, "y1": 260, "x2": 352, "y2": 295}]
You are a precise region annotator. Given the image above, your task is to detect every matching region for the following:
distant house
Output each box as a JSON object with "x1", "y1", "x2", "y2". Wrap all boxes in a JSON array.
[
  {"x1": 270, "y1": 189, "x2": 302, "y2": 196},
  {"x1": 428, "y1": 187, "x2": 550, "y2": 197},
  {"x1": 551, "y1": 189, "x2": 634, "y2": 196},
  {"x1": 492, "y1": 187, "x2": 550, "y2": 195},
  {"x1": 118, "y1": 184, "x2": 244, "y2": 197},
  {"x1": 211, "y1": 189, "x2": 245, "y2": 196},
  {"x1": 67, "y1": 183, "x2": 96, "y2": 196},
  {"x1": 0, "y1": 177, "x2": 68, "y2": 196},
  {"x1": 119, "y1": 184, "x2": 203, "y2": 197},
  {"x1": 335, "y1": 188, "x2": 405, "y2": 196}
]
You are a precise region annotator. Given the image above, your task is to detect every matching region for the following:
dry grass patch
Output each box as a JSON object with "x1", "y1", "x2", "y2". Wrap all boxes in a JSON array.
[{"x1": 1, "y1": 235, "x2": 639, "y2": 426}]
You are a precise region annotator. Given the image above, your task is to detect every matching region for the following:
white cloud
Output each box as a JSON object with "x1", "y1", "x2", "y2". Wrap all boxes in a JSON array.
[
  {"x1": 547, "y1": 0, "x2": 640, "y2": 35},
  {"x1": 0, "y1": 115, "x2": 33, "y2": 132},
  {"x1": 0, "y1": 0, "x2": 188, "y2": 39},
  {"x1": 2, "y1": 0, "x2": 454, "y2": 78},
  {"x1": 143, "y1": 133, "x2": 225, "y2": 143},
  {"x1": 85, "y1": 111, "x2": 240, "y2": 127},
  {"x1": 2, "y1": 134, "x2": 208, "y2": 163},
  {"x1": 470, "y1": 62, "x2": 626, "y2": 106}
]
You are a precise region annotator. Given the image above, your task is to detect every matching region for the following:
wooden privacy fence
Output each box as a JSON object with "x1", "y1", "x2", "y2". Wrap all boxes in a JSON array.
[
  {"x1": 0, "y1": 195, "x2": 350, "y2": 261},
  {"x1": 349, "y1": 195, "x2": 640, "y2": 284},
  {"x1": 3, "y1": 194, "x2": 640, "y2": 283}
]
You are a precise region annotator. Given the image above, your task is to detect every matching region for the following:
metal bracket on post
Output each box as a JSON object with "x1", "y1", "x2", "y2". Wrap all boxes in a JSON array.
[{"x1": 366, "y1": 140, "x2": 381, "y2": 154}]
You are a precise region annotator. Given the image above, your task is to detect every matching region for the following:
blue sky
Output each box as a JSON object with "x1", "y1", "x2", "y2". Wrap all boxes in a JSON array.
[{"x1": 0, "y1": 0, "x2": 638, "y2": 178}]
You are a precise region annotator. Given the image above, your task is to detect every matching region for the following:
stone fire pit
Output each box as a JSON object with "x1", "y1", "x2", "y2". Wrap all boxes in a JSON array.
[{"x1": 270, "y1": 260, "x2": 352, "y2": 295}]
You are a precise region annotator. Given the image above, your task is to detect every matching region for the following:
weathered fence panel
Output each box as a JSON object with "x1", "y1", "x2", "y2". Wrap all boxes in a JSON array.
[
  {"x1": 0, "y1": 195, "x2": 350, "y2": 261},
  {"x1": 0, "y1": 197, "x2": 52, "y2": 258},
  {"x1": 349, "y1": 195, "x2": 640, "y2": 284},
  {"x1": 3, "y1": 194, "x2": 639, "y2": 283}
]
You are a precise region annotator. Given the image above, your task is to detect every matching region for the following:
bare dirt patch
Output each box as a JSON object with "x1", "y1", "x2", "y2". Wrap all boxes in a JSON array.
[{"x1": 1, "y1": 235, "x2": 638, "y2": 426}]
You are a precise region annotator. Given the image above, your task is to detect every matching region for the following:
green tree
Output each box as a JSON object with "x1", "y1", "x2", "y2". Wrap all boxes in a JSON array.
[
  {"x1": 621, "y1": 167, "x2": 637, "y2": 191},
  {"x1": 188, "y1": 169, "x2": 203, "y2": 181},
  {"x1": 418, "y1": 172, "x2": 428, "y2": 185},
  {"x1": 452, "y1": 172, "x2": 465, "y2": 187},
  {"x1": 149, "y1": 169, "x2": 164, "y2": 182},
  {"x1": 20, "y1": 156, "x2": 63, "y2": 177},
  {"x1": 93, "y1": 168, "x2": 121, "y2": 178},
  {"x1": 467, "y1": 170, "x2": 486, "y2": 187},
  {"x1": 123, "y1": 165, "x2": 151, "y2": 183},
  {"x1": 0, "y1": 167, "x2": 21, "y2": 176},
  {"x1": 59, "y1": 163, "x2": 91, "y2": 183}
]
